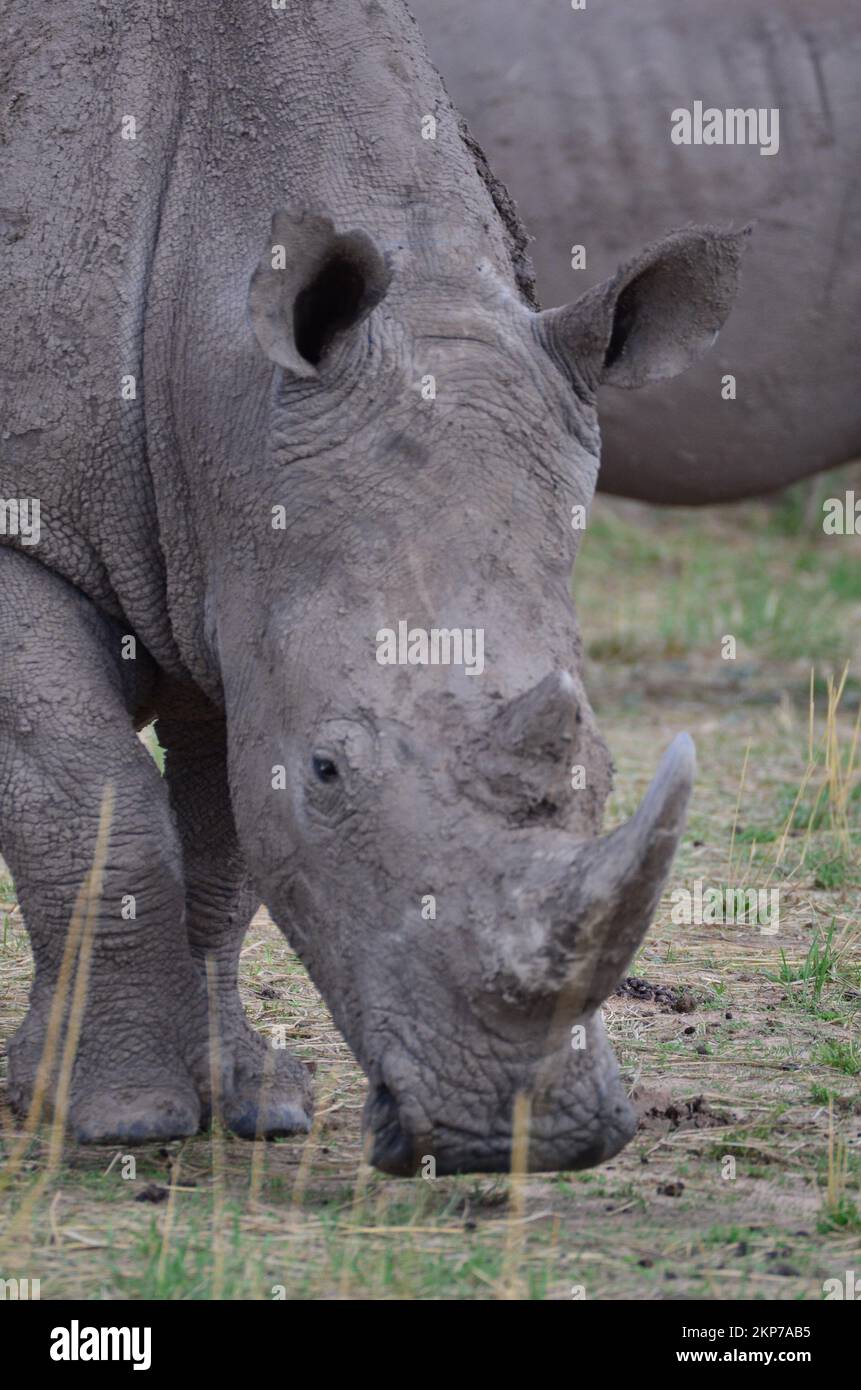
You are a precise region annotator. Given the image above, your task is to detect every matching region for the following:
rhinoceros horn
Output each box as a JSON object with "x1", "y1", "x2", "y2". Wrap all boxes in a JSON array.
[
  {"x1": 499, "y1": 733, "x2": 695, "y2": 1012},
  {"x1": 493, "y1": 670, "x2": 578, "y2": 759}
]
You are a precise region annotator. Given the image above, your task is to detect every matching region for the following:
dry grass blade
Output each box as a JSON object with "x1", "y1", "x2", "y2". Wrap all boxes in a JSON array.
[
  {"x1": 501, "y1": 1091, "x2": 531, "y2": 1301},
  {"x1": 0, "y1": 783, "x2": 114, "y2": 1252},
  {"x1": 206, "y1": 955, "x2": 226, "y2": 1302}
]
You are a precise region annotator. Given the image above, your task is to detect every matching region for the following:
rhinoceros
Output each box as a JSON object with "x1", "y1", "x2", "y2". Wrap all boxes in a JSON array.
[
  {"x1": 0, "y1": 0, "x2": 746, "y2": 1173},
  {"x1": 412, "y1": 0, "x2": 861, "y2": 504}
]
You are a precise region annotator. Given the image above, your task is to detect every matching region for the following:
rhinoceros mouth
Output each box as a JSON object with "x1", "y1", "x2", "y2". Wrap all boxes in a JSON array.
[
  {"x1": 363, "y1": 1072, "x2": 638, "y2": 1177},
  {"x1": 363, "y1": 1087, "x2": 637, "y2": 1176}
]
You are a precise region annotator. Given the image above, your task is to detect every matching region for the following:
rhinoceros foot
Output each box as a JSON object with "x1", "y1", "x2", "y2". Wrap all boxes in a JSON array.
[
  {"x1": 7, "y1": 1010, "x2": 202, "y2": 1146},
  {"x1": 71, "y1": 1087, "x2": 201, "y2": 1146},
  {"x1": 190, "y1": 1012, "x2": 314, "y2": 1141},
  {"x1": 8, "y1": 980, "x2": 311, "y2": 1144}
]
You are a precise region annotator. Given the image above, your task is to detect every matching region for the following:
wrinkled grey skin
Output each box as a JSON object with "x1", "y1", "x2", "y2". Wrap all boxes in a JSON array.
[
  {"x1": 413, "y1": 0, "x2": 861, "y2": 503},
  {"x1": 1, "y1": 0, "x2": 744, "y2": 1173}
]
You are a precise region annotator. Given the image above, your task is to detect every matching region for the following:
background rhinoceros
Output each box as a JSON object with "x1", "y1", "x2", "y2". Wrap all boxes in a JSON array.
[{"x1": 412, "y1": 0, "x2": 861, "y2": 503}]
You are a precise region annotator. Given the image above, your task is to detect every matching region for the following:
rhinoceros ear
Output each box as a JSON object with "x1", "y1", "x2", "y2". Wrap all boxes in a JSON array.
[
  {"x1": 539, "y1": 225, "x2": 752, "y2": 392},
  {"x1": 248, "y1": 209, "x2": 392, "y2": 377}
]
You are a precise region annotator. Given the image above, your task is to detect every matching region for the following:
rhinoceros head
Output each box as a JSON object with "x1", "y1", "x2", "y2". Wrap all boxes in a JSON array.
[{"x1": 218, "y1": 212, "x2": 747, "y2": 1174}]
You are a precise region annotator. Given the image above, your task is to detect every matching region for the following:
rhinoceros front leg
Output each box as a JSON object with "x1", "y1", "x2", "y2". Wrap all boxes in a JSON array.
[
  {"x1": 156, "y1": 710, "x2": 312, "y2": 1139},
  {"x1": 0, "y1": 549, "x2": 206, "y2": 1143}
]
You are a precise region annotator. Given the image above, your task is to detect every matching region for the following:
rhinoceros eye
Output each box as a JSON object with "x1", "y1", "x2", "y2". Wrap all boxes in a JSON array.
[{"x1": 311, "y1": 754, "x2": 339, "y2": 784}]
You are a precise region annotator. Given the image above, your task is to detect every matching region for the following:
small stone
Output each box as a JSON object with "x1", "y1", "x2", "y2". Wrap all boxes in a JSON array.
[
  {"x1": 657, "y1": 1181, "x2": 685, "y2": 1197},
  {"x1": 134, "y1": 1183, "x2": 169, "y2": 1204}
]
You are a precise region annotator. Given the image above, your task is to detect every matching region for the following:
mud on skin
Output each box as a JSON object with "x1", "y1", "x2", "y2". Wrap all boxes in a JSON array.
[{"x1": 1, "y1": 0, "x2": 745, "y2": 1173}]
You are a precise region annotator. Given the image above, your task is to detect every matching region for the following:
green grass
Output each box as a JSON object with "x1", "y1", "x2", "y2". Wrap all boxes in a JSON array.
[
  {"x1": 769, "y1": 928, "x2": 839, "y2": 1008},
  {"x1": 107, "y1": 1201, "x2": 551, "y2": 1301},
  {"x1": 701, "y1": 1224, "x2": 763, "y2": 1247},
  {"x1": 808, "y1": 850, "x2": 857, "y2": 890},
  {"x1": 814, "y1": 1040, "x2": 861, "y2": 1076},
  {"x1": 576, "y1": 497, "x2": 861, "y2": 668},
  {"x1": 778, "y1": 783, "x2": 861, "y2": 836},
  {"x1": 734, "y1": 824, "x2": 779, "y2": 845},
  {"x1": 816, "y1": 1195, "x2": 860, "y2": 1235}
]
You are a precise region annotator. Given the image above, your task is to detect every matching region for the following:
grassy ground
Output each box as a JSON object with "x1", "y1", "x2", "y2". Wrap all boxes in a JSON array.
[{"x1": 1, "y1": 473, "x2": 860, "y2": 1300}]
